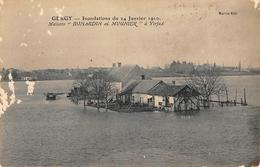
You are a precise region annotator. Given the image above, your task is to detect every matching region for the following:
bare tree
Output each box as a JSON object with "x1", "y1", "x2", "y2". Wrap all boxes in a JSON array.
[
  {"x1": 102, "y1": 80, "x2": 114, "y2": 112},
  {"x1": 72, "y1": 70, "x2": 114, "y2": 111},
  {"x1": 79, "y1": 79, "x2": 90, "y2": 108},
  {"x1": 90, "y1": 71, "x2": 115, "y2": 111},
  {"x1": 71, "y1": 77, "x2": 90, "y2": 106},
  {"x1": 186, "y1": 67, "x2": 226, "y2": 107},
  {"x1": 90, "y1": 79, "x2": 104, "y2": 111}
]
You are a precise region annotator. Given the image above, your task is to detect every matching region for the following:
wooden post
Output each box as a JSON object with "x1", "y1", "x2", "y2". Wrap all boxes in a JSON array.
[
  {"x1": 173, "y1": 98, "x2": 176, "y2": 111},
  {"x1": 234, "y1": 88, "x2": 237, "y2": 106},
  {"x1": 225, "y1": 88, "x2": 229, "y2": 106},
  {"x1": 209, "y1": 95, "x2": 212, "y2": 107},
  {"x1": 243, "y1": 88, "x2": 247, "y2": 105},
  {"x1": 197, "y1": 97, "x2": 200, "y2": 110},
  {"x1": 105, "y1": 95, "x2": 108, "y2": 112},
  {"x1": 190, "y1": 99, "x2": 193, "y2": 110},
  {"x1": 83, "y1": 95, "x2": 86, "y2": 109},
  {"x1": 97, "y1": 98, "x2": 100, "y2": 111}
]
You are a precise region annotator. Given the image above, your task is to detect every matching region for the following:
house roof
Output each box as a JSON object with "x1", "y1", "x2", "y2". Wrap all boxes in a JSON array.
[
  {"x1": 108, "y1": 65, "x2": 148, "y2": 84},
  {"x1": 148, "y1": 84, "x2": 186, "y2": 96},
  {"x1": 118, "y1": 80, "x2": 141, "y2": 95},
  {"x1": 118, "y1": 79, "x2": 200, "y2": 97},
  {"x1": 132, "y1": 80, "x2": 162, "y2": 94}
]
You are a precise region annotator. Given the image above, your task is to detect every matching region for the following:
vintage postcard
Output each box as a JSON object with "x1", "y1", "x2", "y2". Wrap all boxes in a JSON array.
[{"x1": 0, "y1": 0, "x2": 259, "y2": 166}]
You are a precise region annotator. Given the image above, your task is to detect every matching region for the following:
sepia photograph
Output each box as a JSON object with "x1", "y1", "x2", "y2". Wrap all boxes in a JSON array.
[{"x1": 0, "y1": 0, "x2": 260, "y2": 166}]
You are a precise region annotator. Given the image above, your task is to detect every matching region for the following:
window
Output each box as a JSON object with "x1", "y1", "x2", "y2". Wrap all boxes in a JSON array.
[{"x1": 148, "y1": 97, "x2": 153, "y2": 103}]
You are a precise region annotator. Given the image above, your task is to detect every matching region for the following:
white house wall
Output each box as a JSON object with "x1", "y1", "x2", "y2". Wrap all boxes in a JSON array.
[
  {"x1": 131, "y1": 94, "x2": 175, "y2": 108},
  {"x1": 132, "y1": 93, "x2": 152, "y2": 104},
  {"x1": 154, "y1": 96, "x2": 164, "y2": 108},
  {"x1": 154, "y1": 96, "x2": 174, "y2": 108},
  {"x1": 169, "y1": 97, "x2": 174, "y2": 104}
]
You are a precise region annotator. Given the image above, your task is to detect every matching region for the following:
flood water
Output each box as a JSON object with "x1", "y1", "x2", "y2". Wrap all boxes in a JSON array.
[{"x1": 0, "y1": 75, "x2": 259, "y2": 166}]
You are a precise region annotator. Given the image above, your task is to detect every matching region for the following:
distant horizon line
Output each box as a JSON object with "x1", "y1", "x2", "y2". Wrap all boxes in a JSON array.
[{"x1": 1, "y1": 62, "x2": 260, "y2": 71}]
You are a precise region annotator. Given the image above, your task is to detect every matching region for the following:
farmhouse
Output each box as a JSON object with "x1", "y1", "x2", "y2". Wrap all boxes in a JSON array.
[{"x1": 117, "y1": 79, "x2": 201, "y2": 112}]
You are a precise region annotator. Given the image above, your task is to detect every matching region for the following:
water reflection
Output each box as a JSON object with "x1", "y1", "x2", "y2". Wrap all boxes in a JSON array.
[{"x1": 175, "y1": 110, "x2": 200, "y2": 118}]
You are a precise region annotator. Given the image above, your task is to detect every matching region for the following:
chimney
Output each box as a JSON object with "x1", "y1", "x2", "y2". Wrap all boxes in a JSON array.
[
  {"x1": 141, "y1": 75, "x2": 145, "y2": 80},
  {"x1": 172, "y1": 80, "x2": 175, "y2": 85},
  {"x1": 118, "y1": 62, "x2": 122, "y2": 68}
]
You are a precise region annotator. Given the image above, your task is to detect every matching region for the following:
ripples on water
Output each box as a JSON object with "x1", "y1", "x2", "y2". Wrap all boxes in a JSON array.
[{"x1": 0, "y1": 76, "x2": 259, "y2": 166}]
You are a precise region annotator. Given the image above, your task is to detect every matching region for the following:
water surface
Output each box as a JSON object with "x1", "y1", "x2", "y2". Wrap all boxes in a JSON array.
[{"x1": 0, "y1": 76, "x2": 259, "y2": 166}]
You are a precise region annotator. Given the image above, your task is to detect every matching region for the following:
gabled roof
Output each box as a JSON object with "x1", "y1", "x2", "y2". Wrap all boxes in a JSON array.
[
  {"x1": 132, "y1": 80, "x2": 162, "y2": 94},
  {"x1": 170, "y1": 85, "x2": 187, "y2": 96},
  {"x1": 118, "y1": 79, "x2": 201, "y2": 97},
  {"x1": 119, "y1": 79, "x2": 184, "y2": 96},
  {"x1": 148, "y1": 84, "x2": 185, "y2": 96},
  {"x1": 118, "y1": 80, "x2": 141, "y2": 95},
  {"x1": 150, "y1": 84, "x2": 201, "y2": 97},
  {"x1": 108, "y1": 65, "x2": 148, "y2": 84}
]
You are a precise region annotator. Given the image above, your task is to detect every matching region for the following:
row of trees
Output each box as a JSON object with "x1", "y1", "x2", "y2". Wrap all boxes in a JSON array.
[
  {"x1": 165, "y1": 61, "x2": 195, "y2": 74},
  {"x1": 1, "y1": 68, "x2": 20, "y2": 81}
]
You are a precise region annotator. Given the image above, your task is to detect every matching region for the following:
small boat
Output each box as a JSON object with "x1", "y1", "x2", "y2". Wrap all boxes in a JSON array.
[{"x1": 46, "y1": 93, "x2": 56, "y2": 100}]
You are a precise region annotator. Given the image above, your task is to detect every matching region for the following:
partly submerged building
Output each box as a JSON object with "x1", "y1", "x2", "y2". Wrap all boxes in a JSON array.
[{"x1": 117, "y1": 79, "x2": 201, "y2": 112}]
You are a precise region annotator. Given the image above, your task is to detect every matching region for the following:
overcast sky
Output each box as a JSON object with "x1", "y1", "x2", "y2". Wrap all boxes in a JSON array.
[{"x1": 0, "y1": 0, "x2": 259, "y2": 70}]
